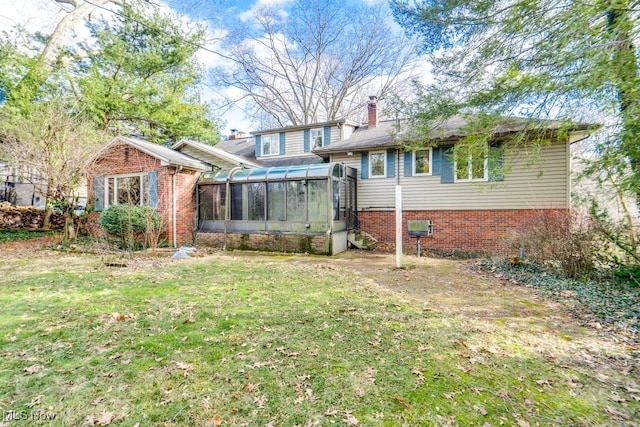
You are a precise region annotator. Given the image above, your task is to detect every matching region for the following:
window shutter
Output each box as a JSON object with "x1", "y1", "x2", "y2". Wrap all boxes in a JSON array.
[
  {"x1": 432, "y1": 146, "x2": 442, "y2": 176},
  {"x1": 386, "y1": 149, "x2": 395, "y2": 178},
  {"x1": 488, "y1": 144, "x2": 505, "y2": 182},
  {"x1": 361, "y1": 151, "x2": 369, "y2": 179},
  {"x1": 255, "y1": 135, "x2": 262, "y2": 157},
  {"x1": 279, "y1": 132, "x2": 286, "y2": 155},
  {"x1": 441, "y1": 145, "x2": 455, "y2": 184},
  {"x1": 148, "y1": 171, "x2": 158, "y2": 208},
  {"x1": 94, "y1": 176, "x2": 104, "y2": 212},
  {"x1": 404, "y1": 151, "x2": 413, "y2": 177},
  {"x1": 323, "y1": 126, "x2": 331, "y2": 146},
  {"x1": 303, "y1": 129, "x2": 310, "y2": 152}
]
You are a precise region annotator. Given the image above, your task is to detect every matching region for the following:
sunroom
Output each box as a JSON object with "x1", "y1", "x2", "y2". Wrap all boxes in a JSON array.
[{"x1": 196, "y1": 162, "x2": 357, "y2": 255}]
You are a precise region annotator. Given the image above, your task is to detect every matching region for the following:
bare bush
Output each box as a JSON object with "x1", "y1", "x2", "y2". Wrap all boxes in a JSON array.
[{"x1": 507, "y1": 210, "x2": 595, "y2": 279}]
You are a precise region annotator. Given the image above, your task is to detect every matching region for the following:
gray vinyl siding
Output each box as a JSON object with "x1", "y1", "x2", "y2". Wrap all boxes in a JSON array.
[
  {"x1": 257, "y1": 126, "x2": 344, "y2": 159},
  {"x1": 284, "y1": 130, "x2": 305, "y2": 156},
  {"x1": 331, "y1": 142, "x2": 570, "y2": 210}
]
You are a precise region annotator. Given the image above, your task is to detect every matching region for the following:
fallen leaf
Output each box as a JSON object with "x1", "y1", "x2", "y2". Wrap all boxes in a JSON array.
[
  {"x1": 343, "y1": 414, "x2": 359, "y2": 425},
  {"x1": 475, "y1": 405, "x2": 488, "y2": 416},
  {"x1": 24, "y1": 365, "x2": 41, "y2": 375},
  {"x1": 92, "y1": 396, "x2": 105, "y2": 405},
  {"x1": 27, "y1": 395, "x2": 43, "y2": 408},
  {"x1": 605, "y1": 406, "x2": 631, "y2": 420},
  {"x1": 175, "y1": 362, "x2": 194, "y2": 374},
  {"x1": 95, "y1": 411, "x2": 115, "y2": 426},
  {"x1": 610, "y1": 393, "x2": 626, "y2": 403},
  {"x1": 516, "y1": 419, "x2": 530, "y2": 427},
  {"x1": 456, "y1": 339, "x2": 469, "y2": 349},
  {"x1": 391, "y1": 395, "x2": 410, "y2": 409},
  {"x1": 202, "y1": 396, "x2": 211, "y2": 410},
  {"x1": 253, "y1": 395, "x2": 268, "y2": 408},
  {"x1": 212, "y1": 416, "x2": 223, "y2": 426}
]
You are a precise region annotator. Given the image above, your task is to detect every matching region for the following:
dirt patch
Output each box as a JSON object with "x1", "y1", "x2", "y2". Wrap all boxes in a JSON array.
[{"x1": 0, "y1": 233, "x2": 63, "y2": 258}]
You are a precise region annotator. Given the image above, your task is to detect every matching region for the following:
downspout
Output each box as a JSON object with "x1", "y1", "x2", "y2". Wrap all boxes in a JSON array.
[{"x1": 172, "y1": 167, "x2": 181, "y2": 248}]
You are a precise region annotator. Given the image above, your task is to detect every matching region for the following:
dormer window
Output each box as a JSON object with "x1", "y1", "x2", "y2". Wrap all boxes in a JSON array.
[
  {"x1": 261, "y1": 134, "x2": 279, "y2": 156},
  {"x1": 311, "y1": 128, "x2": 323, "y2": 148}
]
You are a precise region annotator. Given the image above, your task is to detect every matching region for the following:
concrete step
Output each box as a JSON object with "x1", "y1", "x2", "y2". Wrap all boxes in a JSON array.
[{"x1": 347, "y1": 231, "x2": 378, "y2": 250}]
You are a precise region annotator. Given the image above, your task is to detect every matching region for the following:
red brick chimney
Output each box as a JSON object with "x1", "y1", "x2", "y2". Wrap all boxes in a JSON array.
[{"x1": 367, "y1": 95, "x2": 378, "y2": 128}]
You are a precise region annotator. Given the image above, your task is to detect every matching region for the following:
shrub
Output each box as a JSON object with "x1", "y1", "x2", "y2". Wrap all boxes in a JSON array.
[
  {"x1": 507, "y1": 210, "x2": 595, "y2": 279},
  {"x1": 98, "y1": 204, "x2": 162, "y2": 250}
]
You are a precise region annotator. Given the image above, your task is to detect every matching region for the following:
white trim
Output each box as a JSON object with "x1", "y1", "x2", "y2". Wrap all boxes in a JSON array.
[
  {"x1": 369, "y1": 151, "x2": 386, "y2": 178},
  {"x1": 413, "y1": 148, "x2": 432, "y2": 176},
  {"x1": 104, "y1": 173, "x2": 148, "y2": 207},
  {"x1": 260, "y1": 133, "x2": 280, "y2": 156},
  {"x1": 311, "y1": 128, "x2": 323, "y2": 149},
  {"x1": 454, "y1": 145, "x2": 489, "y2": 182}
]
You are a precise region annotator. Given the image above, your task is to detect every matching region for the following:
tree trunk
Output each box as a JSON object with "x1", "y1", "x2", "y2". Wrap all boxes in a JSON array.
[
  {"x1": 42, "y1": 207, "x2": 53, "y2": 230},
  {"x1": 65, "y1": 210, "x2": 76, "y2": 240},
  {"x1": 606, "y1": 2, "x2": 640, "y2": 204}
]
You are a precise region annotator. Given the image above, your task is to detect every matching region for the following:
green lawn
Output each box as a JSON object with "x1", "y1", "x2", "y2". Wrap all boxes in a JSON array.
[{"x1": 0, "y1": 250, "x2": 637, "y2": 426}]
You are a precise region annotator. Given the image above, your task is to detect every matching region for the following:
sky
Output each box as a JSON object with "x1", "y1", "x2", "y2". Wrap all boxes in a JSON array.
[{"x1": 0, "y1": 0, "x2": 392, "y2": 136}]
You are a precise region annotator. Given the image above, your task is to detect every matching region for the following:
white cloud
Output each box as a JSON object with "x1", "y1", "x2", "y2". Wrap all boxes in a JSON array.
[
  {"x1": 237, "y1": 0, "x2": 293, "y2": 22},
  {"x1": 0, "y1": 0, "x2": 65, "y2": 34}
]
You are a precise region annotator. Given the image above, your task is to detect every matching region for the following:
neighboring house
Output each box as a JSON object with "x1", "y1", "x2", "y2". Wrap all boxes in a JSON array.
[
  {"x1": 0, "y1": 161, "x2": 47, "y2": 208},
  {"x1": 90, "y1": 99, "x2": 594, "y2": 255}
]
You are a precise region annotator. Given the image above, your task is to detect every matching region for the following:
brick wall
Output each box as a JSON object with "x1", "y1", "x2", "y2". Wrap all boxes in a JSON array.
[
  {"x1": 358, "y1": 209, "x2": 568, "y2": 255},
  {"x1": 89, "y1": 142, "x2": 199, "y2": 247},
  {"x1": 196, "y1": 232, "x2": 330, "y2": 255}
]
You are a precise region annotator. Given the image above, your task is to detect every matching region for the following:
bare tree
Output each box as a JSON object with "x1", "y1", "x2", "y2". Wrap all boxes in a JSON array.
[
  {"x1": 0, "y1": 99, "x2": 107, "y2": 238},
  {"x1": 212, "y1": 0, "x2": 419, "y2": 128},
  {"x1": 43, "y1": 0, "x2": 113, "y2": 70}
]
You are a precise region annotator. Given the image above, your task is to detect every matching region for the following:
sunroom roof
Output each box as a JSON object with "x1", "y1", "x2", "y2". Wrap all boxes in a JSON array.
[{"x1": 198, "y1": 162, "x2": 342, "y2": 184}]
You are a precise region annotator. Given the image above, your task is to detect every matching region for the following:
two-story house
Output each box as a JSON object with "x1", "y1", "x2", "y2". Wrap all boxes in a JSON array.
[{"x1": 90, "y1": 97, "x2": 593, "y2": 255}]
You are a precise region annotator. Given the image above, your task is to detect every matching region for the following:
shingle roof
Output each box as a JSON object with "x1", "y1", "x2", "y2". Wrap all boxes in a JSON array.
[
  {"x1": 258, "y1": 154, "x2": 325, "y2": 167},
  {"x1": 215, "y1": 137, "x2": 258, "y2": 161},
  {"x1": 95, "y1": 136, "x2": 210, "y2": 171},
  {"x1": 313, "y1": 116, "x2": 595, "y2": 154},
  {"x1": 172, "y1": 139, "x2": 260, "y2": 168}
]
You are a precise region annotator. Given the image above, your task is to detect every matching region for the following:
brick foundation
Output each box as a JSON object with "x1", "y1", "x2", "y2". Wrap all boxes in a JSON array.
[
  {"x1": 357, "y1": 209, "x2": 567, "y2": 255},
  {"x1": 196, "y1": 232, "x2": 330, "y2": 255}
]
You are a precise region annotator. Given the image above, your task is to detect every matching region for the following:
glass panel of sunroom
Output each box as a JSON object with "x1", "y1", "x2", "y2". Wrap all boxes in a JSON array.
[
  {"x1": 308, "y1": 180, "x2": 328, "y2": 222},
  {"x1": 247, "y1": 182, "x2": 265, "y2": 221},
  {"x1": 286, "y1": 181, "x2": 306, "y2": 222},
  {"x1": 230, "y1": 183, "x2": 244, "y2": 220},
  {"x1": 267, "y1": 182, "x2": 286, "y2": 221}
]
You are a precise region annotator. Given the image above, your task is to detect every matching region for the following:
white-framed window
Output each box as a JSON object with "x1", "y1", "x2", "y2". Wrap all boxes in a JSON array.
[
  {"x1": 261, "y1": 134, "x2": 279, "y2": 156},
  {"x1": 369, "y1": 151, "x2": 386, "y2": 178},
  {"x1": 105, "y1": 173, "x2": 148, "y2": 207},
  {"x1": 413, "y1": 148, "x2": 432, "y2": 175},
  {"x1": 454, "y1": 144, "x2": 488, "y2": 182},
  {"x1": 311, "y1": 128, "x2": 323, "y2": 149}
]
